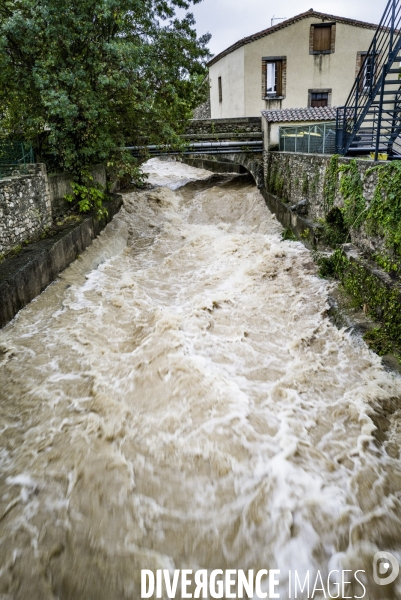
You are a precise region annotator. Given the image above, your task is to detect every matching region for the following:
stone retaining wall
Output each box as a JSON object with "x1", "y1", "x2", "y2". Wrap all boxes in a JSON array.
[
  {"x1": 264, "y1": 151, "x2": 383, "y2": 254},
  {"x1": 192, "y1": 98, "x2": 211, "y2": 120},
  {"x1": 0, "y1": 164, "x2": 52, "y2": 256},
  {"x1": 0, "y1": 195, "x2": 123, "y2": 328},
  {"x1": 0, "y1": 163, "x2": 108, "y2": 255},
  {"x1": 185, "y1": 117, "x2": 262, "y2": 138}
]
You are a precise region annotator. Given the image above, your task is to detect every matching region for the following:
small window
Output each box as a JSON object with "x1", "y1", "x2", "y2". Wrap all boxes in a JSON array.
[
  {"x1": 311, "y1": 92, "x2": 328, "y2": 107},
  {"x1": 218, "y1": 76, "x2": 222, "y2": 103},
  {"x1": 308, "y1": 89, "x2": 331, "y2": 107},
  {"x1": 311, "y1": 24, "x2": 334, "y2": 53},
  {"x1": 266, "y1": 60, "x2": 282, "y2": 97}
]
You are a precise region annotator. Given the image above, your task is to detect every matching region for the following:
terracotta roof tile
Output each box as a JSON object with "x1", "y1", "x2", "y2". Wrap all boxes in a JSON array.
[
  {"x1": 261, "y1": 106, "x2": 337, "y2": 123},
  {"x1": 207, "y1": 10, "x2": 378, "y2": 67}
]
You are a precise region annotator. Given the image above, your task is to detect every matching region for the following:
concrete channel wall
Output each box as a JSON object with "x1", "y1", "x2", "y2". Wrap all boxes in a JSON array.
[{"x1": 0, "y1": 195, "x2": 122, "y2": 329}]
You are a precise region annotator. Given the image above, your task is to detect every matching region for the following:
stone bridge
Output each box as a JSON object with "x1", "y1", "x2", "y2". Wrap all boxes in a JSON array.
[
  {"x1": 177, "y1": 152, "x2": 264, "y2": 189},
  {"x1": 129, "y1": 117, "x2": 265, "y2": 188}
]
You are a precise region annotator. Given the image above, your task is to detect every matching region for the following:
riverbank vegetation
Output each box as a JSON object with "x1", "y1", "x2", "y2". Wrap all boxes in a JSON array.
[
  {"x1": 315, "y1": 156, "x2": 401, "y2": 360},
  {"x1": 0, "y1": 0, "x2": 210, "y2": 211}
]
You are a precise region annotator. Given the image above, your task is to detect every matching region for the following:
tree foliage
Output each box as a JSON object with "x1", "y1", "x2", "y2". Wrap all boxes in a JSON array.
[{"x1": 0, "y1": 0, "x2": 211, "y2": 176}]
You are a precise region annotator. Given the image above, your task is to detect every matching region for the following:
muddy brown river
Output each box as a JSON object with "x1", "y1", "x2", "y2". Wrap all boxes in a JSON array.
[{"x1": 0, "y1": 159, "x2": 400, "y2": 599}]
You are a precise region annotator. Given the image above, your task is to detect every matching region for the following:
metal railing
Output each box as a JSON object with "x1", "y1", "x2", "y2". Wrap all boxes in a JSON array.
[
  {"x1": 336, "y1": 0, "x2": 401, "y2": 158},
  {"x1": 0, "y1": 142, "x2": 35, "y2": 178},
  {"x1": 279, "y1": 122, "x2": 336, "y2": 154},
  {"x1": 125, "y1": 140, "x2": 264, "y2": 158}
]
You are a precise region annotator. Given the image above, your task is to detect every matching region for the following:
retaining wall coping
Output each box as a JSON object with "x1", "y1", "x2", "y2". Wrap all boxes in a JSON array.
[{"x1": 269, "y1": 150, "x2": 381, "y2": 165}]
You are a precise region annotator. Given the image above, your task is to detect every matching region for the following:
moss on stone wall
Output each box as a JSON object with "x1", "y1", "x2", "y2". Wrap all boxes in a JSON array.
[
  {"x1": 323, "y1": 154, "x2": 338, "y2": 213},
  {"x1": 315, "y1": 248, "x2": 401, "y2": 358},
  {"x1": 365, "y1": 162, "x2": 401, "y2": 275},
  {"x1": 339, "y1": 160, "x2": 366, "y2": 230},
  {"x1": 267, "y1": 152, "x2": 401, "y2": 360},
  {"x1": 317, "y1": 207, "x2": 348, "y2": 246},
  {"x1": 317, "y1": 161, "x2": 401, "y2": 358},
  {"x1": 302, "y1": 174, "x2": 309, "y2": 196},
  {"x1": 317, "y1": 160, "x2": 401, "y2": 276},
  {"x1": 268, "y1": 158, "x2": 286, "y2": 199},
  {"x1": 310, "y1": 170, "x2": 320, "y2": 195}
]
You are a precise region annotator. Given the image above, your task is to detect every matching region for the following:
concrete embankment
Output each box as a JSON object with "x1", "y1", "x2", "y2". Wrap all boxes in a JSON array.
[{"x1": 0, "y1": 195, "x2": 122, "y2": 328}]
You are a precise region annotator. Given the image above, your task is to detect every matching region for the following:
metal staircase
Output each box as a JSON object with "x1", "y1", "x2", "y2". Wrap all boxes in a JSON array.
[{"x1": 336, "y1": 0, "x2": 401, "y2": 159}]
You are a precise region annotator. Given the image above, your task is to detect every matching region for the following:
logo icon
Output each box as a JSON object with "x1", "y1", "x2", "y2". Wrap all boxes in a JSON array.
[{"x1": 373, "y1": 551, "x2": 399, "y2": 586}]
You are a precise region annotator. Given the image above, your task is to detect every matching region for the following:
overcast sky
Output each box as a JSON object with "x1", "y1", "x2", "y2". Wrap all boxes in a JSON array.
[{"x1": 188, "y1": 0, "x2": 385, "y2": 57}]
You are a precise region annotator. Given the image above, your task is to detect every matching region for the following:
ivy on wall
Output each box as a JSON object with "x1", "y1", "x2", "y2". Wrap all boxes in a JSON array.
[
  {"x1": 318, "y1": 158, "x2": 365, "y2": 247},
  {"x1": 366, "y1": 161, "x2": 401, "y2": 253},
  {"x1": 317, "y1": 159, "x2": 401, "y2": 360},
  {"x1": 319, "y1": 159, "x2": 401, "y2": 275},
  {"x1": 268, "y1": 152, "x2": 401, "y2": 359}
]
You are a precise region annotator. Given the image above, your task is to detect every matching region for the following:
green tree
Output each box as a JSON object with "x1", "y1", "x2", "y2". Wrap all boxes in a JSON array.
[{"x1": 0, "y1": 0, "x2": 210, "y2": 179}]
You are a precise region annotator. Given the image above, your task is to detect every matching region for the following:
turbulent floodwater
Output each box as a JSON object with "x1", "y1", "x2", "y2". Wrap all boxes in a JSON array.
[{"x1": 0, "y1": 158, "x2": 400, "y2": 600}]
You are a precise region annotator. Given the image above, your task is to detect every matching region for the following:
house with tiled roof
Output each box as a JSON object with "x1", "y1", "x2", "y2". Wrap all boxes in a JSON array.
[{"x1": 207, "y1": 9, "x2": 378, "y2": 120}]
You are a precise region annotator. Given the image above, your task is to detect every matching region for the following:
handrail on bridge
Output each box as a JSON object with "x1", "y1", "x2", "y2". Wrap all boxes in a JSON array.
[{"x1": 124, "y1": 140, "x2": 264, "y2": 157}]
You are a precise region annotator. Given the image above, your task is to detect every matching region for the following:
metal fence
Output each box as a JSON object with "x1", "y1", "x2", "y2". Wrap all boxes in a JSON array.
[
  {"x1": 0, "y1": 142, "x2": 34, "y2": 179},
  {"x1": 279, "y1": 122, "x2": 336, "y2": 154}
]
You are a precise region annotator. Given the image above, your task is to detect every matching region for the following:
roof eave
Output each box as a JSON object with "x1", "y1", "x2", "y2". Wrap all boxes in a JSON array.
[{"x1": 207, "y1": 10, "x2": 379, "y2": 68}]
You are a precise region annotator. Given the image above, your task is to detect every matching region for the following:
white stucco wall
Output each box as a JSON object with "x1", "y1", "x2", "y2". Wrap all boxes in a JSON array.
[
  {"x1": 209, "y1": 16, "x2": 376, "y2": 118},
  {"x1": 209, "y1": 46, "x2": 245, "y2": 119}
]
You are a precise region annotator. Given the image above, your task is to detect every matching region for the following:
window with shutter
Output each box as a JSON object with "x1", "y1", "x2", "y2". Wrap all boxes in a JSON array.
[
  {"x1": 310, "y1": 24, "x2": 335, "y2": 54},
  {"x1": 276, "y1": 61, "x2": 282, "y2": 96},
  {"x1": 265, "y1": 60, "x2": 283, "y2": 97},
  {"x1": 308, "y1": 89, "x2": 332, "y2": 107},
  {"x1": 311, "y1": 92, "x2": 328, "y2": 107}
]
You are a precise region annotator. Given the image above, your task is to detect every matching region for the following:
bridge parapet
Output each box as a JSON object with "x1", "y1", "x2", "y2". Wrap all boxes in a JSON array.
[
  {"x1": 183, "y1": 117, "x2": 262, "y2": 142},
  {"x1": 126, "y1": 118, "x2": 264, "y2": 178}
]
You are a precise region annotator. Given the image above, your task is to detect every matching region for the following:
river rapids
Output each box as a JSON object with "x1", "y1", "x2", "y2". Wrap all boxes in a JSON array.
[{"x1": 0, "y1": 158, "x2": 400, "y2": 600}]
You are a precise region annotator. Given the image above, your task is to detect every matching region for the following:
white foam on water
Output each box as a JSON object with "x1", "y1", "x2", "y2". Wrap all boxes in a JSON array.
[
  {"x1": 0, "y1": 158, "x2": 400, "y2": 599},
  {"x1": 143, "y1": 157, "x2": 213, "y2": 189}
]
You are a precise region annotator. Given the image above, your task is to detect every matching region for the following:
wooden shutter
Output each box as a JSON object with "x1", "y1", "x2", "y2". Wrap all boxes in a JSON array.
[
  {"x1": 311, "y1": 93, "x2": 328, "y2": 107},
  {"x1": 276, "y1": 61, "x2": 282, "y2": 96},
  {"x1": 313, "y1": 25, "x2": 331, "y2": 52}
]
